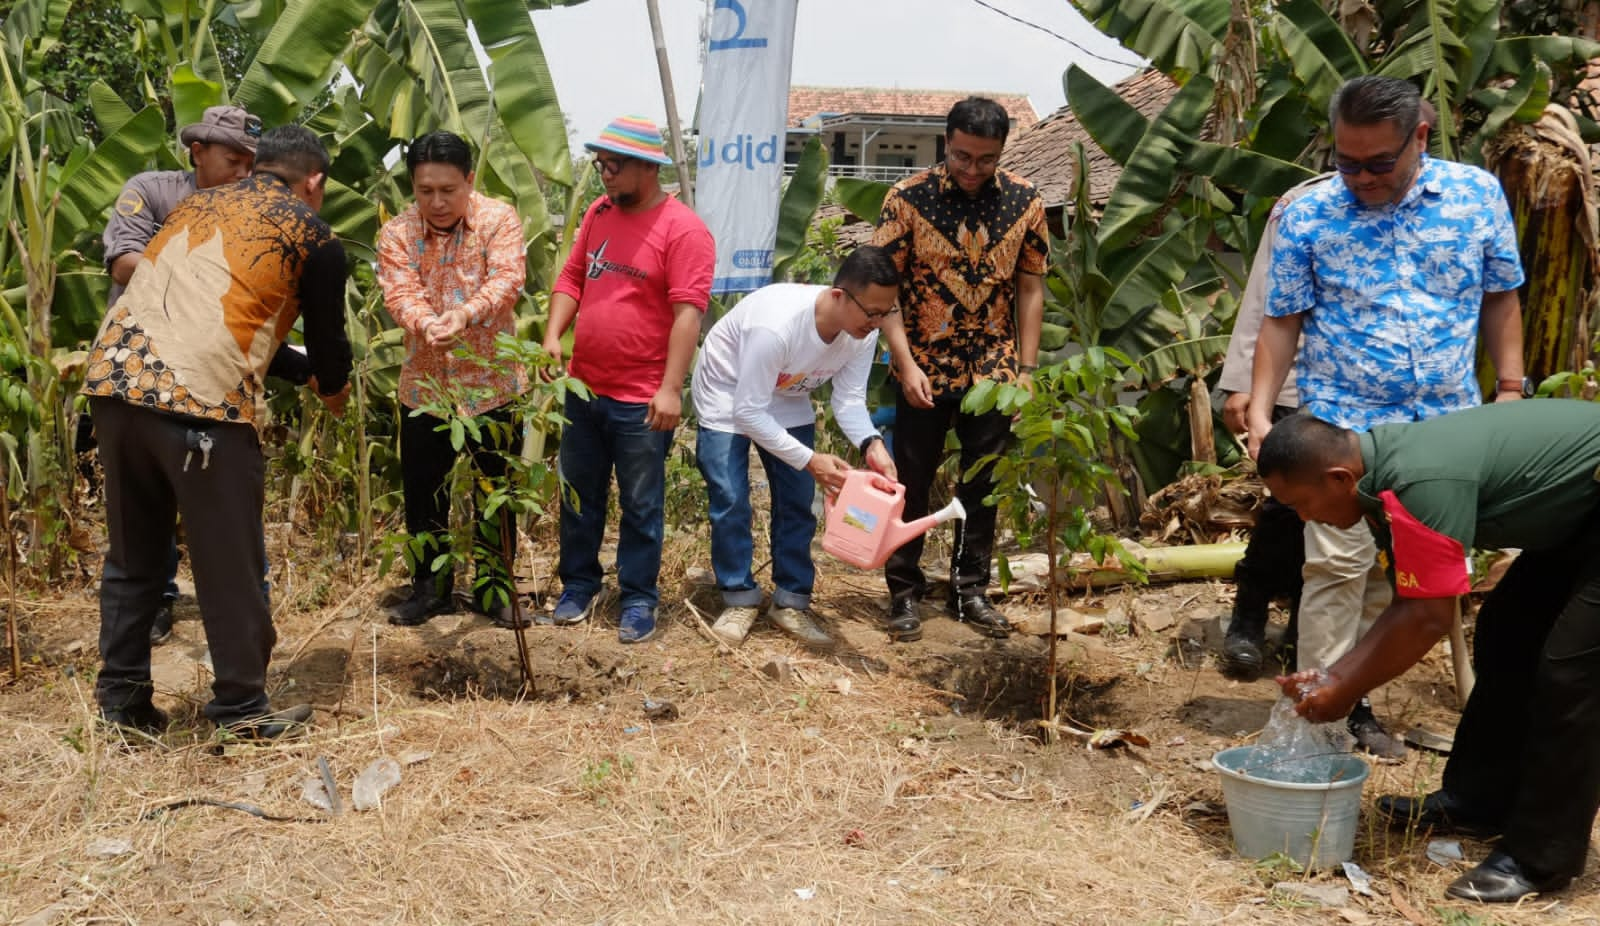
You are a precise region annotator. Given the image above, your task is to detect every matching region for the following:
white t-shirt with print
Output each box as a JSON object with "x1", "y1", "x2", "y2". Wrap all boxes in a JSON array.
[{"x1": 692, "y1": 283, "x2": 879, "y2": 471}]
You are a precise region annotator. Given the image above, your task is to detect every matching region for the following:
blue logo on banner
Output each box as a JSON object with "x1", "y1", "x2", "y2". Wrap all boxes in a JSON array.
[
  {"x1": 732, "y1": 249, "x2": 774, "y2": 270},
  {"x1": 708, "y1": 0, "x2": 767, "y2": 50},
  {"x1": 699, "y1": 134, "x2": 780, "y2": 170}
]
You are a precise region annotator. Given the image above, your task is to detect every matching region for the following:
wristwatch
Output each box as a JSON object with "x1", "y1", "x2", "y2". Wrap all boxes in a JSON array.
[
  {"x1": 859, "y1": 433, "x2": 885, "y2": 455},
  {"x1": 1498, "y1": 376, "x2": 1535, "y2": 398}
]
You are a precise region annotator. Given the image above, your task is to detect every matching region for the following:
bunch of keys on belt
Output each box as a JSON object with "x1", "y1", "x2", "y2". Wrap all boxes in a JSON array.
[{"x1": 184, "y1": 429, "x2": 214, "y2": 471}]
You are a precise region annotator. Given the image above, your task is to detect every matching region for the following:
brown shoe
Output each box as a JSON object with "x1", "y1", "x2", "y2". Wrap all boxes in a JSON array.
[{"x1": 767, "y1": 605, "x2": 835, "y2": 650}]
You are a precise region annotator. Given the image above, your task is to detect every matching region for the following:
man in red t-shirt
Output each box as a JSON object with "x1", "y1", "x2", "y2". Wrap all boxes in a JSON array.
[{"x1": 542, "y1": 116, "x2": 715, "y2": 644}]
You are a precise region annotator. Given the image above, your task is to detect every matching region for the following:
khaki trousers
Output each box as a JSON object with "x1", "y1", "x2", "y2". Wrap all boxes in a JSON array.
[{"x1": 1296, "y1": 519, "x2": 1392, "y2": 673}]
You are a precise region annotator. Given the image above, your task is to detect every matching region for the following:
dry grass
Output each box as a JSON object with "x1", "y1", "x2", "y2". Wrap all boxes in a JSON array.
[{"x1": 4, "y1": 533, "x2": 1600, "y2": 925}]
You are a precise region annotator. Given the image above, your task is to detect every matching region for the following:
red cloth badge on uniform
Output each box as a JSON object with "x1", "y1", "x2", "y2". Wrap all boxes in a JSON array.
[{"x1": 1379, "y1": 490, "x2": 1469, "y2": 599}]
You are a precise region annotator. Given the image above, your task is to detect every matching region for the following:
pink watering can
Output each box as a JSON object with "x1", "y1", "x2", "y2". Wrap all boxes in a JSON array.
[{"x1": 822, "y1": 470, "x2": 967, "y2": 570}]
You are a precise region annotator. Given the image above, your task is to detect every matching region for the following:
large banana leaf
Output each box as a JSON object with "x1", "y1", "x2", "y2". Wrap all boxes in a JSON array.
[
  {"x1": 1, "y1": 0, "x2": 71, "y2": 72},
  {"x1": 835, "y1": 177, "x2": 891, "y2": 224},
  {"x1": 1099, "y1": 218, "x2": 1211, "y2": 344},
  {"x1": 397, "y1": 0, "x2": 492, "y2": 144},
  {"x1": 1486, "y1": 36, "x2": 1600, "y2": 81},
  {"x1": 461, "y1": 0, "x2": 572, "y2": 184},
  {"x1": 1064, "y1": 64, "x2": 1146, "y2": 165},
  {"x1": 1184, "y1": 142, "x2": 1317, "y2": 197},
  {"x1": 1466, "y1": 61, "x2": 1549, "y2": 162},
  {"x1": 51, "y1": 105, "x2": 167, "y2": 251},
  {"x1": 1273, "y1": 0, "x2": 1367, "y2": 118},
  {"x1": 86, "y1": 80, "x2": 136, "y2": 137},
  {"x1": 1092, "y1": 73, "x2": 1215, "y2": 252},
  {"x1": 770, "y1": 136, "x2": 827, "y2": 282},
  {"x1": 322, "y1": 176, "x2": 380, "y2": 258},
  {"x1": 171, "y1": 63, "x2": 224, "y2": 128},
  {"x1": 233, "y1": 0, "x2": 379, "y2": 127},
  {"x1": 349, "y1": 32, "x2": 428, "y2": 140},
  {"x1": 1071, "y1": 0, "x2": 1226, "y2": 78}
]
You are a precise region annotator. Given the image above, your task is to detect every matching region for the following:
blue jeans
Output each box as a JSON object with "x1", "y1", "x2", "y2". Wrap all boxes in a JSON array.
[
  {"x1": 695, "y1": 426, "x2": 817, "y2": 610},
  {"x1": 558, "y1": 393, "x2": 672, "y2": 609}
]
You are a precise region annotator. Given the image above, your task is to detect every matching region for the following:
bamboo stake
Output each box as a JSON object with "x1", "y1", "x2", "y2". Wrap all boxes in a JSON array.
[
  {"x1": 1448, "y1": 596, "x2": 1474, "y2": 708},
  {"x1": 500, "y1": 512, "x2": 536, "y2": 696},
  {"x1": 3, "y1": 466, "x2": 18, "y2": 679},
  {"x1": 645, "y1": 0, "x2": 694, "y2": 208}
]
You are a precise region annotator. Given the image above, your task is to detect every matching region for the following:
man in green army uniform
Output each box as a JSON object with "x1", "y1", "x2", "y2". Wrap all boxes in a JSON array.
[{"x1": 1258, "y1": 400, "x2": 1600, "y2": 903}]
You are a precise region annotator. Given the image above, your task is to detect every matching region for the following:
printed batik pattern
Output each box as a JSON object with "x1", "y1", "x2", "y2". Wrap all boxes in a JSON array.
[{"x1": 873, "y1": 165, "x2": 1049, "y2": 399}]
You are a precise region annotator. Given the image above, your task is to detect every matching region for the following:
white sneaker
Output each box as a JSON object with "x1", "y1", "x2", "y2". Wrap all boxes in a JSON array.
[
  {"x1": 767, "y1": 605, "x2": 835, "y2": 650},
  {"x1": 711, "y1": 605, "x2": 760, "y2": 646}
]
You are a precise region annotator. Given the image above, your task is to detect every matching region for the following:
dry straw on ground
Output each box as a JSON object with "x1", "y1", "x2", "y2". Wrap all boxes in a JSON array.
[{"x1": 3, "y1": 528, "x2": 1597, "y2": 925}]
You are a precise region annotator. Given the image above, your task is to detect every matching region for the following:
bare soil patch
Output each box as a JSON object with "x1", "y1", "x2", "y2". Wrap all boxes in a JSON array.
[{"x1": 2, "y1": 527, "x2": 1594, "y2": 925}]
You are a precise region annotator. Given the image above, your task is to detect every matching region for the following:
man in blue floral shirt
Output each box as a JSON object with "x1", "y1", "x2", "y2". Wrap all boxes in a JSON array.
[{"x1": 1247, "y1": 75, "x2": 1527, "y2": 756}]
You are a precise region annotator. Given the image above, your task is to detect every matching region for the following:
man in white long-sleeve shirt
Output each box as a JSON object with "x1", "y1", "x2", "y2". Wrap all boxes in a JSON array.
[{"x1": 691, "y1": 246, "x2": 900, "y2": 649}]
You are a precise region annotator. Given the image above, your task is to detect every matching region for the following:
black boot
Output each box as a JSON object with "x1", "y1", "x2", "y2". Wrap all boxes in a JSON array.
[
  {"x1": 887, "y1": 597, "x2": 923, "y2": 643},
  {"x1": 1220, "y1": 564, "x2": 1270, "y2": 678},
  {"x1": 387, "y1": 576, "x2": 455, "y2": 627}
]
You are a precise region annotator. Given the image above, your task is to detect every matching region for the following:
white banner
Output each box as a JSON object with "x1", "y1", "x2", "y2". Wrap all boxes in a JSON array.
[{"x1": 696, "y1": 0, "x2": 799, "y2": 294}]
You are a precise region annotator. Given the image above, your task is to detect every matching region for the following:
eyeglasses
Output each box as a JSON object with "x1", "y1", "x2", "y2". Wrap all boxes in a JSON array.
[
  {"x1": 594, "y1": 155, "x2": 633, "y2": 177},
  {"x1": 947, "y1": 149, "x2": 1000, "y2": 171},
  {"x1": 843, "y1": 288, "x2": 900, "y2": 321},
  {"x1": 1332, "y1": 127, "x2": 1417, "y2": 176}
]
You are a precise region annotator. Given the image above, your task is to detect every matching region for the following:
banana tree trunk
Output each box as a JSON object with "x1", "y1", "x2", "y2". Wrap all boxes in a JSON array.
[{"x1": 1484, "y1": 107, "x2": 1600, "y2": 385}]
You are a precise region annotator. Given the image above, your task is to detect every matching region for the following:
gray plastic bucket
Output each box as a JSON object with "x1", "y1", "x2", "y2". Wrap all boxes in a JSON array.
[{"x1": 1213, "y1": 746, "x2": 1370, "y2": 869}]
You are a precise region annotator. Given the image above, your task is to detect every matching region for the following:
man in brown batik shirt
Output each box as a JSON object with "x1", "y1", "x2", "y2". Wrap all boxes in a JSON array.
[{"x1": 871, "y1": 96, "x2": 1049, "y2": 644}]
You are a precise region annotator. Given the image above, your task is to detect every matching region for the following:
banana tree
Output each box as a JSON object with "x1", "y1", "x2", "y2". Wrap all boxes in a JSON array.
[
  {"x1": 2, "y1": 0, "x2": 587, "y2": 569},
  {"x1": 1067, "y1": 0, "x2": 1600, "y2": 490}
]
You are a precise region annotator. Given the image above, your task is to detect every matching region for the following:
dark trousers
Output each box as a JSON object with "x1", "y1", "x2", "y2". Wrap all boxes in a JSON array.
[
  {"x1": 400, "y1": 404, "x2": 515, "y2": 608},
  {"x1": 92, "y1": 398, "x2": 272, "y2": 725},
  {"x1": 1233, "y1": 498, "x2": 1305, "y2": 616},
  {"x1": 1234, "y1": 404, "x2": 1305, "y2": 621},
  {"x1": 79, "y1": 409, "x2": 183, "y2": 600},
  {"x1": 1442, "y1": 513, "x2": 1600, "y2": 881},
  {"x1": 885, "y1": 389, "x2": 1011, "y2": 603}
]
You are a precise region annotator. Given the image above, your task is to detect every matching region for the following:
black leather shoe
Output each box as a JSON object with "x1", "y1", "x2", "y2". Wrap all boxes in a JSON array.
[
  {"x1": 1219, "y1": 617, "x2": 1266, "y2": 678},
  {"x1": 100, "y1": 702, "x2": 170, "y2": 737},
  {"x1": 1375, "y1": 789, "x2": 1502, "y2": 837},
  {"x1": 223, "y1": 703, "x2": 313, "y2": 742},
  {"x1": 387, "y1": 586, "x2": 454, "y2": 626},
  {"x1": 1446, "y1": 851, "x2": 1569, "y2": 902},
  {"x1": 887, "y1": 597, "x2": 923, "y2": 643},
  {"x1": 949, "y1": 593, "x2": 1012, "y2": 638},
  {"x1": 150, "y1": 598, "x2": 176, "y2": 645}
]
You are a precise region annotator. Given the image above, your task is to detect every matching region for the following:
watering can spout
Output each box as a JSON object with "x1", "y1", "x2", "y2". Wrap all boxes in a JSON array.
[{"x1": 932, "y1": 497, "x2": 966, "y2": 524}]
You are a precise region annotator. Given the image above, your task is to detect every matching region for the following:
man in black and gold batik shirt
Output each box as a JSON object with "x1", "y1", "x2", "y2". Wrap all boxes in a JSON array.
[
  {"x1": 83, "y1": 125, "x2": 351, "y2": 743},
  {"x1": 872, "y1": 96, "x2": 1049, "y2": 644}
]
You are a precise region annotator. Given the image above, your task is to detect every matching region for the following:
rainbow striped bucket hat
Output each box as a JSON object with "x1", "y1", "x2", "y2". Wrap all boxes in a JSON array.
[{"x1": 584, "y1": 115, "x2": 672, "y2": 165}]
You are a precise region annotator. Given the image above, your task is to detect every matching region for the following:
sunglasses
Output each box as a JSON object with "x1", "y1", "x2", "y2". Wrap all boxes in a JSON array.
[{"x1": 1332, "y1": 126, "x2": 1417, "y2": 176}]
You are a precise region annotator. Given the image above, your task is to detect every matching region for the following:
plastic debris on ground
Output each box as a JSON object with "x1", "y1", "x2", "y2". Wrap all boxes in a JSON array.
[
  {"x1": 352, "y1": 756, "x2": 402, "y2": 811},
  {"x1": 1342, "y1": 861, "x2": 1375, "y2": 896},
  {"x1": 300, "y1": 777, "x2": 336, "y2": 813},
  {"x1": 1426, "y1": 840, "x2": 1465, "y2": 867}
]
